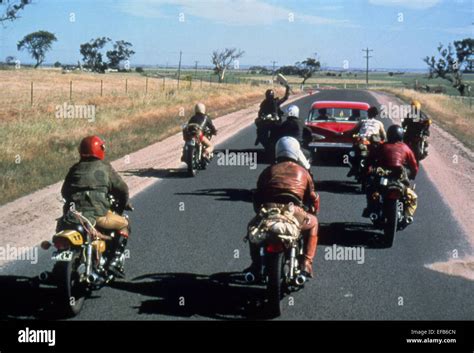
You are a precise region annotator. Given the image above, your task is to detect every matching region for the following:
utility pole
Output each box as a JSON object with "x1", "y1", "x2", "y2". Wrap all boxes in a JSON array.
[
  {"x1": 362, "y1": 48, "x2": 373, "y2": 87},
  {"x1": 271, "y1": 60, "x2": 277, "y2": 75},
  {"x1": 194, "y1": 60, "x2": 199, "y2": 77},
  {"x1": 177, "y1": 50, "x2": 182, "y2": 89}
]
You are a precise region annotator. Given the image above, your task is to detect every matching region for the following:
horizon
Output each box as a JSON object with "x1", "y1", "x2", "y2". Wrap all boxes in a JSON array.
[{"x1": 1, "y1": 0, "x2": 472, "y2": 70}]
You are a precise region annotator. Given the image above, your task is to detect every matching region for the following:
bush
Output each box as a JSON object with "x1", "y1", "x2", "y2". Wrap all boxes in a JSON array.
[
  {"x1": 54, "y1": 61, "x2": 61, "y2": 68},
  {"x1": 135, "y1": 67, "x2": 144, "y2": 73}
]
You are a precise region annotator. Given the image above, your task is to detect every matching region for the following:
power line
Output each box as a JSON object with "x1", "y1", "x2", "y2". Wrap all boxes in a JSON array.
[
  {"x1": 271, "y1": 60, "x2": 277, "y2": 75},
  {"x1": 177, "y1": 50, "x2": 182, "y2": 88},
  {"x1": 362, "y1": 48, "x2": 373, "y2": 86}
]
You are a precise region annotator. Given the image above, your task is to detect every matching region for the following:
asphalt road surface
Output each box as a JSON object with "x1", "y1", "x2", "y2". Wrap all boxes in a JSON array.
[{"x1": 2, "y1": 89, "x2": 473, "y2": 320}]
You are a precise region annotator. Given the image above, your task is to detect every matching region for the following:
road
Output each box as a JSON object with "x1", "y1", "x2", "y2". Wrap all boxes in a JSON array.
[{"x1": 1, "y1": 89, "x2": 473, "y2": 320}]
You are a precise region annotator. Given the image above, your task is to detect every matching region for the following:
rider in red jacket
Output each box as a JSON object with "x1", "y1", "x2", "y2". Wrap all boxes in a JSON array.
[
  {"x1": 364, "y1": 125, "x2": 419, "y2": 220},
  {"x1": 248, "y1": 138, "x2": 319, "y2": 278}
]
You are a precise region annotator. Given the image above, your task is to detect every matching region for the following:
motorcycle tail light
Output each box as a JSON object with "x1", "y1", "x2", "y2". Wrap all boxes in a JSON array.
[
  {"x1": 386, "y1": 189, "x2": 402, "y2": 200},
  {"x1": 53, "y1": 237, "x2": 71, "y2": 250},
  {"x1": 266, "y1": 241, "x2": 284, "y2": 253},
  {"x1": 371, "y1": 192, "x2": 380, "y2": 201}
]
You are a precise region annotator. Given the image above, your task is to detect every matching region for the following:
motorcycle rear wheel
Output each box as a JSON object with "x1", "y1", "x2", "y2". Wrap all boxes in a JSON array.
[
  {"x1": 54, "y1": 249, "x2": 87, "y2": 317},
  {"x1": 266, "y1": 252, "x2": 284, "y2": 318},
  {"x1": 185, "y1": 145, "x2": 197, "y2": 177},
  {"x1": 383, "y1": 199, "x2": 398, "y2": 247}
]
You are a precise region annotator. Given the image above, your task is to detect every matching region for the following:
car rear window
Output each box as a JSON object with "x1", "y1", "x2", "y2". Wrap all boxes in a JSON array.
[{"x1": 307, "y1": 108, "x2": 368, "y2": 122}]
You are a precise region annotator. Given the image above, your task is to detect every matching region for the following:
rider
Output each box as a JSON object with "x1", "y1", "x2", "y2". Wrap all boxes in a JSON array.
[
  {"x1": 247, "y1": 138, "x2": 320, "y2": 278},
  {"x1": 344, "y1": 106, "x2": 387, "y2": 177},
  {"x1": 59, "y1": 135, "x2": 131, "y2": 276},
  {"x1": 258, "y1": 85, "x2": 290, "y2": 121},
  {"x1": 277, "y1": 105, "x2": 313, "y2": 160},
  {"x1": 402, "y1": 99, "x2": 430, "y2": 155},
  {"x1": 364, "y1": 125, "x2": 418, "y2": 222},
  {"x1": 184, "y1": 103, "x2": 217, "y2": 160},
  {"x1": 255, "y1": 85, "x2": 290, "y2": 147}
]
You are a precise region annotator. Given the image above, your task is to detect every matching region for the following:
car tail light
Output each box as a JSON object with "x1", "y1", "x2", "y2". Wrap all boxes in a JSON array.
[
  {"x1": 266, "y1": 241, "x2": 284, "y2": 253},
  {"x1": 53, "y1": 237, "x2": 71, "y2": 250}
]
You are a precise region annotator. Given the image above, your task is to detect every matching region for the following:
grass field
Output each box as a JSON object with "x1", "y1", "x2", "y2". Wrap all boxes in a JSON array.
[
  {"x1": 0, "y1": 68, "x2": 279, "y2": 205},
  {"x1": 380, "y1": 88, "x2": 474, "y2": 151}
]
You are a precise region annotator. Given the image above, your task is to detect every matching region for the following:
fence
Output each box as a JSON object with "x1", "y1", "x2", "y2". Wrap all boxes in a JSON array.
[{"x1": 22, "y1": 74, "x2": 249, "y2": 107}]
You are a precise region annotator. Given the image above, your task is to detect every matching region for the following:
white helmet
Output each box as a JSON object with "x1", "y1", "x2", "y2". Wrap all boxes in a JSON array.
[
  {"x1": 275, "y1": 136, "x2": 310, "y2": 169},
  {"x1": 287, "y1": 105, "x2": 299, "y2": 118},
  {"x1": 195, "y1": 102, "x2": 206, "y2": 115}
]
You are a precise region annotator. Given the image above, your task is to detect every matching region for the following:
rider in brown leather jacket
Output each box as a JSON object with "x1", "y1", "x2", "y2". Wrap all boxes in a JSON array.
[{"x1": 249, "y1": 138, "x2": 320, "y2": 277}]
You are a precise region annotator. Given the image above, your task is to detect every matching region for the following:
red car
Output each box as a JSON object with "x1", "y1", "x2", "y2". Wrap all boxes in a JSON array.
[{"x1": 305, "y1": 100, "x2": 370, "y2": 155}]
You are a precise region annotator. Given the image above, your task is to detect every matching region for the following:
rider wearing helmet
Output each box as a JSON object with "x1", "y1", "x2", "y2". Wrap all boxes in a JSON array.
[
  {"x1": 59, "y1": 135, "x2": 131, "y2": 276},
  {"x1": 365, "y1": 125, "x2": 418, "y2": 221},
  {"x1": 275, "y1": 136, "x2": 311, "y2": 170},
  {"x1": 277, "y1": 105, "x2": 313, "y2": 160},
  {"x1": 247, "y1": 139, "x2": 320, "y2": 278},
  {"x1": 258, "y1": 84, "x2": 290, "y2": 120},
  {"x1": 185, "y1": 103, "x2": 217, "y2": 159}
]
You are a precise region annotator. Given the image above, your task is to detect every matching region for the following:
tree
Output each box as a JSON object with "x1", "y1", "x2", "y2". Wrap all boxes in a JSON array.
[
  {"x1": 0, "y1": 0, "x2": 31, "y2": 23},
  {"x1": 424, "y1": 38, "x2": 473, "y2": 96},
  {"x1": 106, "y1": 40, "x2": 135, "y2": 70},
  {"x1": 80, "y1": 37, "x2": 111, "y2": 73},
  {"x1": 5, "y1": 56, "x2": 16, "y2": 65},
  {"x1": 296, "y1": 57, "x2": 321, "y2": 84},
  {"x1": 17, "y1": 30, "x2": 57, "y2": 68},
  {"x1": 211, "y1": 48, "x2": 244, "y2": 82},
  {"x1": 277, "y1": 65, "x2": 300, "y2": 76}
]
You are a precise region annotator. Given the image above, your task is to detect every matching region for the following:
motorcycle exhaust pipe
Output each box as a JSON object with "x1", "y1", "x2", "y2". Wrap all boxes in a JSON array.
[
  {"x1": 295, "y1": 273, "x2": 306, "y2": 286},
  {"x1": 39, "y1": 271, "x2": 49, "y2": 282},
  {"x1": 244, "y1": 272, "x2": 256, "y2": 283},
  {"x1": 87, "y1": 272, "x2": 103, "y2": 285},
  {"x1": 369, "y1": 213, "x2": 378, "y2": 222}
]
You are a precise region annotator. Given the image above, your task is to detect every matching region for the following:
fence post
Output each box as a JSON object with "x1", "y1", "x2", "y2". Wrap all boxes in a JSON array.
[
  {"x1": 100, "y1": 80, "x2": 103, "y2": 96},
  {"x1": 30, "y1": 81, "x2": 33, "y2": 106},
  {"x1": 210, "y1": 74, "x2": 212, "y2": 86},
  {"x1": 145, "y1": 77, "x2": 148, "y2": 96},
  {"x1": 70, "y1": 80, "x2": 72, "y2": 101},
  {"x1": 125, "y1": 79, "x2": 128, "y2": 94},
  {"x1": 200, "y1": 78, "x2": 203, "y2": 88},
  {"x1": 162, "y1": 77, "x2": 165, "y2": 91}
]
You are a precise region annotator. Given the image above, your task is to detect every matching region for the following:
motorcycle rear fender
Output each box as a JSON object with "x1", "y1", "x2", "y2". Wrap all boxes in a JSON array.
[{"x1": 53, "y1": 230, "x2": 84, "y2": 246}]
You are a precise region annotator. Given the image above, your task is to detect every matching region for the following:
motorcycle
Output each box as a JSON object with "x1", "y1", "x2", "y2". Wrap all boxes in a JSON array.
[
  {"x1": 404, "y1": 119, "x2": 431, "y2": 162},
  {"x1": 348, "y1": 134, "x2": 381, "y2": 192},
  {"x1": 254, "y1": 113, "x2": 280, "y2": 157},
  {"x1": 365, "y1": 167, "x2": 412, "y2": 246},
  {"x1": 40, "y1": 196, "x2": 133, "y2": 317},
  {"x1": 245, "y1": 194, "x2": 309, "y2": 317},
  {"x1": 182, "y1": 123, "x2": 213, "y2": 177}
]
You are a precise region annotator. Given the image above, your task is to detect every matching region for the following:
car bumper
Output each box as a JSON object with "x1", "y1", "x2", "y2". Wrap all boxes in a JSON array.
[{"x1": 308, "y1": 142, "x2": 353, "y2": 148}]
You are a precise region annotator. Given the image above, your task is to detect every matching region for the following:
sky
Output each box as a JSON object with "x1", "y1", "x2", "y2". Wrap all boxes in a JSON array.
[{"x1": 0, "y1": 0, "x2": 472, "y2": 70}]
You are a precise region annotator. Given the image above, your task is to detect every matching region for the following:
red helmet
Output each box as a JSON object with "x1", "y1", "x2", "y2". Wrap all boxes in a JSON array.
[{"x1": 79, "y1": 135, "x2": 105, "y2": 160}]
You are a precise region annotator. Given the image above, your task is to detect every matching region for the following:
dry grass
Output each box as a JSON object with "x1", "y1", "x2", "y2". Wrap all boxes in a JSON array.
[
  {"x1": 381, "y1": 88, "x2": 474, "y2": 150},
  {"x1": 0, "y1": 68, "x2": 277, "y2": 205}
]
